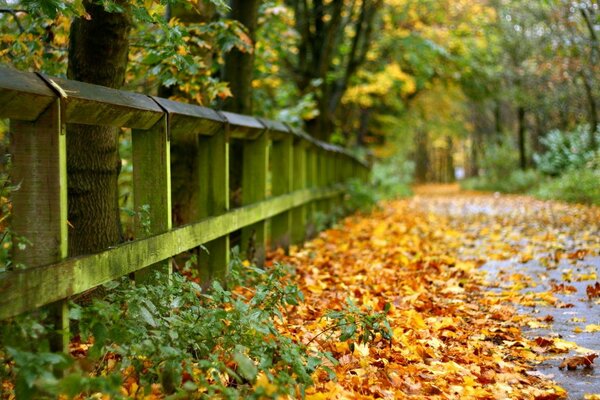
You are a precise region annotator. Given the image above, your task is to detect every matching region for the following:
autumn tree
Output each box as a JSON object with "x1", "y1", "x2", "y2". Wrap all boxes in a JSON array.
[{"x1": 284, "y1": 0, "x2": 383, "y2": 141}]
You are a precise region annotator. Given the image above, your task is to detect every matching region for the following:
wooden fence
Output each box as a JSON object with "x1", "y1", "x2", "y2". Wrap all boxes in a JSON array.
[{"x1": 0, "y1": 66, "x2": 369, "y2": 347}]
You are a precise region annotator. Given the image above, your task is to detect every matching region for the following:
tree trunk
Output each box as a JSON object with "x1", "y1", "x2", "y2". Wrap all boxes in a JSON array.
[
  {"x1": 223, "y1": 0, "x2": 260, "y2": 114},
  {"x1": 67, "y1": 0, "x2": 131, "y2": 256},
  {"x1": 161, "y1": 3, "x2": 216, "y2": 226},
  {"x1": 494, "y1": 99, "x2": 502, "y2": 143},
  {"x1": 357, "y1": 108, "x2": 371, "y2": 147},
  {"x1": 445, "y1": 136, "x2": 455, "y2": 182},
  {"x1": 414, "y1": 130, "x2": 429, "y2": 183},
  {"x1": 580, "y1": 71, "x2": 598, "y2": 148},
  {"x1": 517, "y1": 105, "x2": 527, "y2": 170}
]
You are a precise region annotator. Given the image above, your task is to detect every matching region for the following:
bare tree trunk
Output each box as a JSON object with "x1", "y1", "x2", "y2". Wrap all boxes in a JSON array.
[
  {"x1": 445, "y1": 136, "x2": 455, "y2": 182},
  {"x1": 67, "y1": 0, "x2": 131, "y2": 255},
  {"x1": 414, "y1": 130, "x2": 429, "y2": 183},
  {"x1": 580, "y1": 71, "x2": 598, "y2": 148},
  {"x1": 517, "y1": 106, "x2": 527, "y2": 170}
]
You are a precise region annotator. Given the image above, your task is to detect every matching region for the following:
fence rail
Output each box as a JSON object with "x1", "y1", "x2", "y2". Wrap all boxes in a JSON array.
[{"x1": 0, "y1": 66, "x2": 369, "y2": 330}]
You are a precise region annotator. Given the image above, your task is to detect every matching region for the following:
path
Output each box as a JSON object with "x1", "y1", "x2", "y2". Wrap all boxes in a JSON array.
[{"x1": 271, "y1": 185, "x2": 600, "y2": 399}]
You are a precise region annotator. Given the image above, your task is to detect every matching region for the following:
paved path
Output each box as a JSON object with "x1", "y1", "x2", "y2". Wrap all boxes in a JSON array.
[{"x1": 275, "y1": 185, "x2": 599, "y2": 399}]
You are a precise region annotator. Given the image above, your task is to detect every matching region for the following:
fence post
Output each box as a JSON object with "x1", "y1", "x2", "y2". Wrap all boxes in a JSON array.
[
  {"x1": 198, "y1": 126, "x2": 230, "y2": 284},
  {"x1": 270, "y1": 134, "x2": 293, "y2": 251},
  {"x1": 10, "y1": 99, "x2": 69, "y2": 352},
  {"x1": 291, "y1": 138, "x2": 307, "y2": 244},
  {"x1": 327, "y1": 151, "x2": 336, "y2": 212},
  {"x1": 132, "y1": 116, "x2": 172, "y2": 281},
  {"x1": 305, "y1": 144, "x2": 317, "y2": 238},
  {"x1": 241, "y1": 131, "x2": 268, "y2": 265},
  {"x1": 316, "y1": 148, "x2": 328, "y2": 215}
]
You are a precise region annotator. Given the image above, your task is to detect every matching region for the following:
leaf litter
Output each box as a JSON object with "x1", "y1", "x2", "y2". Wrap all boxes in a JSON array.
[{"x1": 269, "y1": 188, "x2": 600, "y2": 399}]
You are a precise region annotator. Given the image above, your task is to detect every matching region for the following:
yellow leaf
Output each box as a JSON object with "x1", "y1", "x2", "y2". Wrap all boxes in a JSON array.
[{"x1": 584, "y1": 324, "x2": 600, "y2": 333}]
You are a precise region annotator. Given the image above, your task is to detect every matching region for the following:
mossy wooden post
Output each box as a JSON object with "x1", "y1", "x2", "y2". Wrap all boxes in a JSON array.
[
  {"x1": 291, "y1": 138, "x2": 307, "y2": 244},
  {"x1": 336, "y1": 153, "x2": 345, "y2": 206},
  {"x1": 316, "y1": 148, "x2": 329, "y2": 215},
  {"x1": 132, "y1": 116, "x2": 172, "y2": 282},
  {"x1": 270, "y1": 135, "x2": 293, "y2": 251},
  {"x1": 198, "y1": 125, "x2": 230, "y2": 284},
  {"x1": 10, "y1": 99, "x2": 69, "y2": 352},
  {"x1": 326, "y1": 151, "x2": 336, "y2": 213},
  {"x1": 241, "y1": 130, "x2": 268, "y2": 265},
  {"x1": 305, "y1": 145, "x2": 317, "y2": 238}
]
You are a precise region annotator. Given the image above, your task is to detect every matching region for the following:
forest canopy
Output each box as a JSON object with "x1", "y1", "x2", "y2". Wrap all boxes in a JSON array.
[{"x1": 0, "y1": 0, "x2": 598, "y2": 183}]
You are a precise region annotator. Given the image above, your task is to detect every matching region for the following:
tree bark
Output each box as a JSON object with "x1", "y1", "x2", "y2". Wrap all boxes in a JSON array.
[
  {"x1": 223, "y1": 0, "x2": 261, "y2": 114},
  {"x1": 67, "y1": 0, "x2": 131, "y2": 256}
]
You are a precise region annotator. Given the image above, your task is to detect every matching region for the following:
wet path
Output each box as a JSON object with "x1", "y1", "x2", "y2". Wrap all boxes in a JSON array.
[{"x1": 413, "y1": 186, "x2": 600, "y2": 398}]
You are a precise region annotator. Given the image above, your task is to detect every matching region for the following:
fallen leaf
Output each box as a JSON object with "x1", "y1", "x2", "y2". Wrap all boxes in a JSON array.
[{"x1": 559, "y1": 354, "x2": 598, "y2": 370}]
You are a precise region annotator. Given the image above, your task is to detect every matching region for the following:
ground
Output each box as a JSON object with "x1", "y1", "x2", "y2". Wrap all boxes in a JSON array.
[{"x1": 270, "y1": 184, "x2": 600, "y2": 399}]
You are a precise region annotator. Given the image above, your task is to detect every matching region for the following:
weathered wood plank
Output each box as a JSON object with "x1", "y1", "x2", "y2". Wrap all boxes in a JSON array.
[
  {"x1": 241, "y1": 132, "x2": 268, "y2": 265},
  {"x1": 270, "y1": 135, "x2": 293, "y2": 251},
  {"x1": 220, "y1": 111, "x2": 263, "y2": 139},
  {"x1": 0, "y1": 67, "x2": 56, "y2": 121},
  {"x1": 38, "y1": 75, "x2": 163, "y2": 129},
  {"x1": 0, "y1": 186, "x2": 343, "y2": 320},
  {"x1": 257, "y1": 117, "x2": 288, "y2": 141},
  {"x1": 151, "y1": 96, "x2": 223, "y2": 142},
  {"x1": 132, "y1": 117, "x2": 172, "y2": 282},
  {"x1": 9, "y1": 99, "x2": 69, "y2": 351},
  {"x1": 197, "y1": 128, "x2": 229, "y2": 283}
]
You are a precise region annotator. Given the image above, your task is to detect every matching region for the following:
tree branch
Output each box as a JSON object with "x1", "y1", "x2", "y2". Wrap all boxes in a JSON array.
[{"x1": 0, "y1": 8, "x2": 27, "y2": 33}]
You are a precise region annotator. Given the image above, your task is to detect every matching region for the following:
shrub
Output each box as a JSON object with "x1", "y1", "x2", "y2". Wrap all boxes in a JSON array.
[
  {"x1": 533, "y1": 169, "x2": 600, "y2": 205},
  {"x1": 461, "y1": 169, "x2": 542, "y2": 194},
  {"x1": 479, "y1": 139, "x2": 520, "y2": 181},
  {"x1": 370, "y1": 156, "x2": 413, "y2": 200},
  {"x1": 534, "y1": 124, "x2": 600, "y2": 176},
  {"x1": 1, "y1": 260, "x2": 324, "y2": 399}
]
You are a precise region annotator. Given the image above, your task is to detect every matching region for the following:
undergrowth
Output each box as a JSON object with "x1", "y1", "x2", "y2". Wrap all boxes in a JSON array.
[{"x1": 0, "y1": 251, "x2": 391, "y2": 399}]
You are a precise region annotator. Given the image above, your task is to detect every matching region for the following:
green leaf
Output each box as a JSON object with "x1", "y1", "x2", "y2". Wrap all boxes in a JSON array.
[
  {"x1": 138, "y1": 305, "x2": 158, "y2": 328},
  {"x1": 233, "y1": 351, "x2": 257, "y2": 382}
]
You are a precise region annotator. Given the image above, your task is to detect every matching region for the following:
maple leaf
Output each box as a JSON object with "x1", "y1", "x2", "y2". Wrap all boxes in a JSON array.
[
  {"x1": 558, "y1": 354, "x2": 598, "y2": 370},
  {"x1": 586, "y1": 282, "x2": 600, "y2": 300}
]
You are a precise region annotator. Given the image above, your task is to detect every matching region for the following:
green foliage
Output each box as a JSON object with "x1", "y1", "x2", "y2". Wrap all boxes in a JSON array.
[
  {"x1": 0, "y1": 257, "x2": 325, "y2": 399},
  {"x1": 533, "y1": 169, "x2": 600, "y2": 206},
  {"x1": 321, "y1": 298, "x2": 392, "y2": 346},
  {"x1": 344, "y1": 178, "x2": 379, "y2": 213},
  {"x1": 479, "y1": 139, "x2": 520, "y2": 182},
  {"x1": 0, "y1": 309, "x2": 73, "y2": 399},
  {"x1": 534, "y1": 125, "x2": 600, "y2": 176},
  {"x1": 1, "y1": 0, "x2": 247, "y2": 106},
  {"x1": 371, "y1": 156, "x2": 414, "y2": 200},
  {"x1": 461, "y1": 169, "x2": 543, "y2": 194}
]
